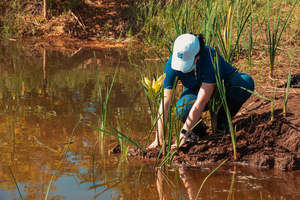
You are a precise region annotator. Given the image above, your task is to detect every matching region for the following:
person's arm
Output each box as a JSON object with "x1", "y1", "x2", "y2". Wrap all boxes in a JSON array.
[
  {"x1": 156, "y1": 89, "x2": 174, "y2": 145},
  {"x1": 148, "y1": 89, "x2": 174, "y2": 148},
  {"x1": 182, "y1": 83, "x2": 215, "y2": 132}
]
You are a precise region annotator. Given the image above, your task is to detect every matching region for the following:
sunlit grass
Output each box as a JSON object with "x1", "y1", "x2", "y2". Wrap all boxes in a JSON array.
[{"x1": 265, "y1": 0, "x2": 298, "y2": 77}]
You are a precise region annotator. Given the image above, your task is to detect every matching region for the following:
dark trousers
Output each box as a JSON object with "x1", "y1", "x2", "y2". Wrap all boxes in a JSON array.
[{"x1": 175, "y1": 72, "x2": 255, "y2": 133}]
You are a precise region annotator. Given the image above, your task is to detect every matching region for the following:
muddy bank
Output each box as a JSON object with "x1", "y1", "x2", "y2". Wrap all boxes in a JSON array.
[{"x1": 126, "y1": 92, "x2": 300, "y2": 171}]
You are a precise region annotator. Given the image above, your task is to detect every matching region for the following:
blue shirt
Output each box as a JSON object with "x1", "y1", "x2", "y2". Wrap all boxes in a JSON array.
[{"x1": 164, "y1": 46, "x2": 236, "y2": 90}]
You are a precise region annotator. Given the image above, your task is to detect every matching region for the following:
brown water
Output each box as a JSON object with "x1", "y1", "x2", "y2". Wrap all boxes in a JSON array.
[{"x1": 0, "y1": 42, "x2": 299, "y2": 200}]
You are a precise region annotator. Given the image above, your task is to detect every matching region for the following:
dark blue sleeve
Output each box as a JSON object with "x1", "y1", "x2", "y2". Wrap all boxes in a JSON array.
[
  {"x1": 200, "y1": 47, "x2": 236, "y2": 83},
  {"x1": 200, "y1": 48, "x2": 217, "y2": 84},
  {"x1": 164, "y1": 56, "x2": 178, "y2": 89}
]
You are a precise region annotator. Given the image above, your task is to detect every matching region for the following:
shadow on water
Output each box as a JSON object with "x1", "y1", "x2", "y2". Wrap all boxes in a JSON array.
[{"x1": 0, "y1": 42, "x2": 299, "y2": 200}]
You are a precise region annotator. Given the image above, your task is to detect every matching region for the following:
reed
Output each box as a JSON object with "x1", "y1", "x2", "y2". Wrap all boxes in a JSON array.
[
  {"x1": 283, "y1": 54, "x2": 293, "y2": 117},
  {"x1": 211, "y1": 52, "x2": 237, "y2": 160},
  {"x1": 194, "y1": 159, "x2": 228, "y2": 200},
  {"x1": 95, "y1": 54, "x2": 116, "y2": 152},
  {"x1": 214, "y1": 1, "x2": 251, "y2": 63},
  {"x1": 265, "y1": 0, "x2": 298, "y2": 77},
  {"x1": 270, "y1": 85, "x2": 276, "y2": 121},
  {"x1": 90, "y1": 124, "x2": 145, "y2": 153},
  {"x1": 116, "y1": 121, "x2": 130, "y2": 160},
  {"x1": 247, "y1": 0, "x2": 254, "y2": 65},
  {"x1": 44, "y1": 119, "x2": 82, "y2": 200},
  {"x1": 8, "y1": 166, "x2": 24, "y2": 200}
]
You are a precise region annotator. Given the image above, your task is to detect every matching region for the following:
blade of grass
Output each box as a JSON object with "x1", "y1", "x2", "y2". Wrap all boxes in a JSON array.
[
  {"x1": 210, "y1": 51, "x2": 237, "y2": 160},
  {"x1": 8, "y1": 166, "x2": 23, "y2": 200},
  {"x1": 283, "y1": 53, "x2": 293, "y2": 117},
  {"x1": 194, "y1": 159, "x2": 228, "y2": 200},
  {"x1": 90, "y1": 124, "x2": 145, "y2": 153},
  {"x1": 44, "y1": 119, "x2": 82, "y2": 200}
]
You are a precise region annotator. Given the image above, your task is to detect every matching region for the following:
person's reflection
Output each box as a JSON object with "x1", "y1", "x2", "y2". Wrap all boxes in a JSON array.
[
  {"x1": 156, "y1": 167, "x2": 199, "y2": 200},
  {"x1": 156, "y1": 168, "x2": 168, "y2": 200},
  {"x1": 178, "y1": 167, "x2": 199, "y2": 200}
]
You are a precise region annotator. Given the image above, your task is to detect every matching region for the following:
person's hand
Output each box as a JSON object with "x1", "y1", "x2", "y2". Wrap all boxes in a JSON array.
[
  {"x1": 147, "y1": 131, "x2": 161, "y2": 149},
  {"x1": 171, "y1": 131, "x2": 189, "y2": 149}
]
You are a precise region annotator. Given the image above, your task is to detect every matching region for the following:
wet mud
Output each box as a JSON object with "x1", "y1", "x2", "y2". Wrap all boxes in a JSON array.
[{"x1": 125, "y1": 92, "x2": 300, "y2": 171}]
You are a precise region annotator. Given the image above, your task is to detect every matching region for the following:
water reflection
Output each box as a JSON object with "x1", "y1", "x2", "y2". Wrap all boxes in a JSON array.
[{"x1": 0, "y1": 42, "x2": 299, "y2": 199}]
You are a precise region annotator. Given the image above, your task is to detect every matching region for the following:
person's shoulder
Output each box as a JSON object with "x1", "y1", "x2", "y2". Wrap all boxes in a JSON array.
[
  {"x1": 164, "y1": 56, "x2": 177, "y2": 74},
  {"x1": 165, "y1": 56, "x2": 172, "y2": 69},
  {"x1": 203, "y1": 46, "x2": 216, "y2": 54}
]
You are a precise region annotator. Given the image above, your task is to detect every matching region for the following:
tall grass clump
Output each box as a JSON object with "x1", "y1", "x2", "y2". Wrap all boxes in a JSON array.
[
  {"x1": 96, "y1": 74, "x2": 115, "y2": 151},
  {"x1": 213, "y1": 0, "x2": 251, "y2": 63},
  {"x1": 135, "y1": 0, "x2": 251, "y2": 62},
  {"x1": 93, "y1": 52, "x2": 116, "y2": 152},
  {"x1": 265, "y1": 0, "x2": 298, "y2": 77}
]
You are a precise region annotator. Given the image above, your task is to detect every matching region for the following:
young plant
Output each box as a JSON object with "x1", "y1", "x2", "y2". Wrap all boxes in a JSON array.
[
  {"x1": 96, "y1": 70, "x2": 116, "y2": 152},
  {"x1": 140, "y1": 73, "x2": 166, "y2": 146},
  {"x1": 265, "y1": 0, "x2": 298, "y2": 77},
  {"x1": 210, "y1": 52, "x2": 237, "y2": 160},
  {"x1": 116, "y1": 120, "x2": 130, "y2": 161}
]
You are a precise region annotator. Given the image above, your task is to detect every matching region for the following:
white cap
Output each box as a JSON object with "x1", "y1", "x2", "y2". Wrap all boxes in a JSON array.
[{"x1": 171, "y1": 33, "x2": 200, "y2": 73}]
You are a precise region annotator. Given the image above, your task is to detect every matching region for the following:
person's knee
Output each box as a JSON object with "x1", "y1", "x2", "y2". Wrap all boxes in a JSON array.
[
  {"x1": 243, "y1": 73, "x2": 255, "y2": 91},
  {"x1": 228, "y1": 73, "x2": 254, "y2": 103},
  {"x1": 175, "y1": 95, "x2": 196, "y2": 122},
  {"x1": 175, "y1": 106, "x2": 187, "y2": 122},
  {"x1": 241, "y1": 73, "x2": 255, "y2": 99}
]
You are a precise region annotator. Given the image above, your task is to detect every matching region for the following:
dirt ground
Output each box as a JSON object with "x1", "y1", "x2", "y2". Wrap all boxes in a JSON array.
[
  {"x1": 7, "y1": 0, "x2": 135, "y2": 49},
  {"x1": 126, "y1": 78, "x2": 300, "y2": 171}
]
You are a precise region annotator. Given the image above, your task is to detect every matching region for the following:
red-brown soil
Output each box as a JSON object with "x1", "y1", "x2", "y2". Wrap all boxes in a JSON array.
[{"x1": 127, "y1": 85, "x2": 300, "y2": 171}]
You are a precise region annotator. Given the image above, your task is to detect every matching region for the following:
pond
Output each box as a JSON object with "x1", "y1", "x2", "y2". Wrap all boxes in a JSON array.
[{"x1": 0, "y1": 42, "x2": 299, "y2": 200}]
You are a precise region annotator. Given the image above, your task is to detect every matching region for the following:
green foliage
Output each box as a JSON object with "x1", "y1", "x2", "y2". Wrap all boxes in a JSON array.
[
  {"x1": 1, "y1": 0, "x2": 22, "y2": 38},
  {"x1": 135, "y1": 0, "x2": 251, "y2": 62},
  {"x1": 265, "y1": 0, "x2": 298, "y2": 77}
]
